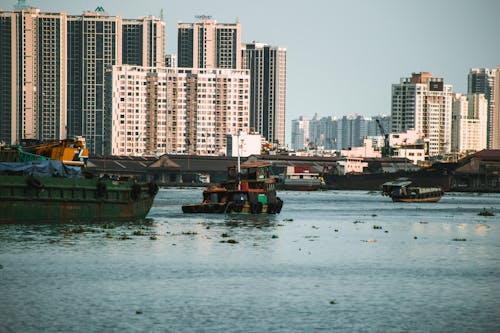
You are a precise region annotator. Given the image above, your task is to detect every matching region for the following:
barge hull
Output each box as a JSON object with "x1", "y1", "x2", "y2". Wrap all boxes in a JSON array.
[{"x1": 0, "y1": 175, "x2": 155, "y2": 223}]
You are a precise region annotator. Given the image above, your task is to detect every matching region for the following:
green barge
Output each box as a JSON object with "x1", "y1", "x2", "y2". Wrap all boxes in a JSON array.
[
  {"x1": 0, "y1": 175, "x2": 158, "y2": 223},
  {"x1": 0, "y1": 141, "x2": 158, "y2": 223}
]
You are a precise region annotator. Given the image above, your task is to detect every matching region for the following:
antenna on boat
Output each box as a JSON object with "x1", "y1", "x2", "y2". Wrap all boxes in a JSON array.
[{"x1": 237, "y1": 130, "x2": 241, "y2": 190}]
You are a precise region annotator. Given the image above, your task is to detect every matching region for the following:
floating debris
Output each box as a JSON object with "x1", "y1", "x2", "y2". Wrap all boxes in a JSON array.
[
  {"x1": 105, "y1": 233, "x2": 113, "y2": 239},
  {"x1": 414, "y1": 236, "x2": 418, "y2": 239},
  {"x1": 136, "y1": 310, "x2": 143, "y2": 315},
  {"x1": 361, "y1": 239, "x2": 377, "y2": 243},
  {"x1": 272, "y1": 234, "x2": 279, "y2": 239},
  {"x1": 373, "y1": 225, "x2": 382, "y2": 230},
  {"x1": 132, "y1": 230, "x2": 147, "y2": 236},
  {"x1": 452, "y1": 238, "x2": 467, "y2": 241},
  {"x1": 334, "y1": 229, "x2": 339, "y2": 232},
  {"x1": 0, "y1": 264, "x2": 3, "y2": 269},
  {"x1": 182, "y1": 231, "x2": 198, "y2": 235},
  {"x1": 329, "y1": 299, "x2": 337, "y2": 305},
  {"x1": 384, "y1": 230, "x2": 389, "y2": 233},
  {"x1": 371, "y1": 214, "x2": 377, "y2": 217},
  {"x1": 221, "y1": 233, "x2": 230, "y2": 238},
  {"x1": 118, "y1": 233, "x2": 131, "y2": 240},
  {"x1": 283, "y1": 218, "x2": 294, "y2": 222},
  {"x1": 478, "y1": 209, "x2": 495, "y2": 217},
  {"x1": 353, "y1": 220, "x2": 364, "y2": 224},
  {"x1": 419, "y1": 221, "x2": 429, "y2": 224},
  {"x1": 150, "y1": 235, "x2": 157, "y2": 240},
  {"x1": 220, "y1": 239, "x2": 239, "y2": 244}
]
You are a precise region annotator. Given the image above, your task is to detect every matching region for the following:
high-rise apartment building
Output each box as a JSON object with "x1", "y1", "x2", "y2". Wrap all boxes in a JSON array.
[
  {"x1": 0, "y1": 8, "x2": 66, "y2": 144},
  {"x1": 242, "y1": 42, "x2": 287, "y2": 145},
  {"x1": 166, "y1": 68, "x2": 250, "y2": 155},
  {"x1": 122, "y1": 16, "x2": 165, "y2": 67},
  {"x1": 105, "y1": 65, "x2": 168, "y2": 156},
  {"x1": 391, "y1": 72, "x2": 453, "y2": 156},
  {"x1": 468, "y1": 68, "x2": 496, "y2": 148},
  {"x1": 177, "y1": 17, "x2": 241, "y2": 69},
  {"x1": 67, "y1": 10, "x2": 165, "y2": 154},
  {"x1": 106, "y1": 66, "x2": 250, "y2": 156},
  {"x1": 451, "y1": 93, "x2": 488, "y2": 154},
  {"x1": 66, "y1": 11, "x2": 122, "y2": 154}
]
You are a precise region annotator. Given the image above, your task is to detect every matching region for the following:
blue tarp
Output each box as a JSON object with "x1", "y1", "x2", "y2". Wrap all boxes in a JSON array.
[{"x1": 0, "y1": 160, "x2": 82, "y2": 178}]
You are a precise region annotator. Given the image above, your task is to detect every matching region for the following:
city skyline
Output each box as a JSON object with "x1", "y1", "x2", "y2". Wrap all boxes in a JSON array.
[{"x1": 16, "y1": 0, "x2": 500, "y2": 144}]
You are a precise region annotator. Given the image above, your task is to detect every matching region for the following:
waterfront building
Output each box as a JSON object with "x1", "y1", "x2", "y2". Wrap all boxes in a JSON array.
[
  {"x1": 451, "y1": 93, "x2": 488, "y2": 154},
  {"x1": 468, "y1": 68, "x2": 496, "y2": 148},
  {"x1": 391, "y1": 72, "x2": 453, "y2": 156},
  {"x1": 0, "y1": 8, "x2": 67, "y2": 144},
  {"x1": 122, "y1": 16, "x2": 165, "y2": 67},
  {"x1": 226, "y1": 132, "x2": 263, "y2": 157},
  {"x1": 177, "y1": 17, "x2": 241, "y2": 70},
  {"x1": 291, "y1": 117, "x2": 309, "y2": 151},
  {"x1": 242, "y1": 42, "x2": 287, "y2": 145}
]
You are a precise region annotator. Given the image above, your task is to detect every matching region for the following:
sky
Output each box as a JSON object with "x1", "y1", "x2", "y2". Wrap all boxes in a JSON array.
[{"x1": 2, "y1": 0, "x2": 500, "y2": 144}]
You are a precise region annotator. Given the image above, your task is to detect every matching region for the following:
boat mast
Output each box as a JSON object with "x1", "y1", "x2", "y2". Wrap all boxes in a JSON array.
[{"x1": 237, "y1": 130, "x2": 241, "y2": 190}]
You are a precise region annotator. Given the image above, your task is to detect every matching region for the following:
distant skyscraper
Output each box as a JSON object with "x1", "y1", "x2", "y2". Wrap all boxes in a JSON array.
[
  {"x1": 122, "y1": 16, "x2": 165, "y2": 67},
  {"x1": 242, "y1": 42, "x2": 287, "y2": 145},
  {"x1": 391, "y1": 72, "x2": 453, "y2": 156},
  {"x1": 0, "y1": 8, "x2": 67, "y2": 144},
  {"x1": 291, "y1": 117, "x2": 309, "y2": 150},
  {"x1": 177, "y1": 18, "x2": 241, "y2": 69},
  {"x1": 451, "y1": 93, "x2": 488, "y2": 153},
  {"x1": 468, "y1": 68, "x2": 495, "y2": 148}
]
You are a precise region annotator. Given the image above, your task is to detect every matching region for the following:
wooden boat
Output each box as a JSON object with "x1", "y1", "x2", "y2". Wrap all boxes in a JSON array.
[
  {"x1": 182, "y1": 162, "x2": 283, "y2": 214},
  {"x1": 381, "y1": 178, "x2": 444, "y2": 202}
]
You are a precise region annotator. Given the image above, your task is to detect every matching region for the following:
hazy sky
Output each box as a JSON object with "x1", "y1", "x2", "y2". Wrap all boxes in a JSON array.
[{"x1": 3, "y1": 0, "x2": 500, "y2": 143}]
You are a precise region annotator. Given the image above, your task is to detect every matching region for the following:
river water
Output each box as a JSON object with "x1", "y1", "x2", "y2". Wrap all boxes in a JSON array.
[{"x1": 1, "y1": 189, "x2": 500, "y2": 332}]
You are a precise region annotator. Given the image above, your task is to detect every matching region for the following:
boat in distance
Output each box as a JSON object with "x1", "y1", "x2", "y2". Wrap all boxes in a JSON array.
[
  {"x1": 182, "y1": 162, "x2": 283, "y2": 214},
  {"x1": 280, "y1": 166, "x2": 326, "y2": 191},
  {"x1": 0, "y1": 140, "x2": 158, "y2": 223},
  {"x1": 381, "y1": 178, "x2": 444, "y2": 202}
]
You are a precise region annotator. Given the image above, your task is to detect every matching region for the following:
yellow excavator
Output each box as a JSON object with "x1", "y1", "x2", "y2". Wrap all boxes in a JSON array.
[{"x1": 23, "y1": 138, "x2": 89, "y2": 166}]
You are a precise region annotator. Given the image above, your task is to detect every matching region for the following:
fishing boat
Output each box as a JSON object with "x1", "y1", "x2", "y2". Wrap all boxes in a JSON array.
[
  {"x1": 0, "y1": 140, "x2": 158, "y2": 223},
  {"x1": 182, "y1": 162, "x2": 283, "y2": 214},
  {"x1": 281, "y1": 166, "x2": 325, "y2": 191},
  {"x1": 381, "y1": 178, "x2": 444, "y2": 202}
]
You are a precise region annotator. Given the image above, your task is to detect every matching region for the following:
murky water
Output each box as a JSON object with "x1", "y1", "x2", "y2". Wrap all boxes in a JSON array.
[{"x1": 1, "y1": 189, "x2": 500, "y2": 332}]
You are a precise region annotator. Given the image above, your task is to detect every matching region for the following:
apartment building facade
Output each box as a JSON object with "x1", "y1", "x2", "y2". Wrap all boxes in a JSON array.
[
  {"x1": 242, "y1": 42, "x2": 287, "y2": 145},
  {"x1": 451, "y1": 93, "x2": 488, "y2": 154},
  {"x1": 0, "y1": 8, "x2": 67, "y2": 144},
  {"x1": 177, "y1": 17, "x2": 241, "y2": 70},
  {"x1": 106, "y1": 66, "x2": 250, "y2": 156},
  {"x1": 391, "y1": 72, "x2": 453, "y2": 156}
]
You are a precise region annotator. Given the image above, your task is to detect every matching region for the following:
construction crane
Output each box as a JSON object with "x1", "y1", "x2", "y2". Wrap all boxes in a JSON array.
[{"x1": 375, "y1": 119, "x2": 393, "y2": 158}]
